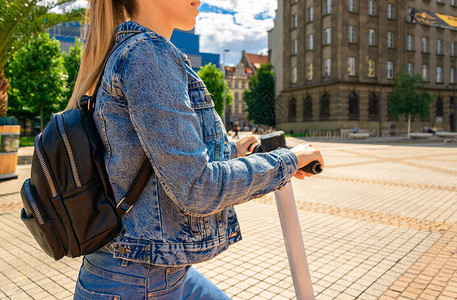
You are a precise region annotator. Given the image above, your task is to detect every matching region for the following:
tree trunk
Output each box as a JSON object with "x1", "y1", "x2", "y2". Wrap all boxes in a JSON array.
[
  {"x1": 0, "y1": 72, "x2": 9, "y2": 118},
  {"x1": 407, "y1": 113, "x2": 411, "y2": 139}
]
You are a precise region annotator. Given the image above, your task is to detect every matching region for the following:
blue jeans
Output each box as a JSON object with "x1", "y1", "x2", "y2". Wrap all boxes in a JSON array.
[{"x1": 74, "y1": 249, "x2": 231, "y2": 299}]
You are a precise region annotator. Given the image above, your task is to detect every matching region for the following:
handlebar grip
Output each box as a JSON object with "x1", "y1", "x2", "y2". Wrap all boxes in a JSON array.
[
  {"x1": 250, "y1": 144, "x2": 263, "y2": 154},
  {"x1": 301, "y1": 161, "x2": 323, "y2": 174},
  {"x1": 250, "y1": 144, "x2": 323, "y2": 174}
]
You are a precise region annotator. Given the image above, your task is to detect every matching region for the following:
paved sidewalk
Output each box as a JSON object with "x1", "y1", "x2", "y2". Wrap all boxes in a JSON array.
[{"x1": 1, "y1": 138, "x2": 456, "y2": 299}]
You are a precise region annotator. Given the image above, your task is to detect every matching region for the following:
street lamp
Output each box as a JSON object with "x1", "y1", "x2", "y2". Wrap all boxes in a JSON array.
[
  {"x1": 377, "y1": 53, "x2": 383, "y2": 137},
  {"x1": 451, "y1": 59, "x2": 456, "y2": 132},
  {"x1": 222, "y1": 49, "x2": 230, "y2": 129}
]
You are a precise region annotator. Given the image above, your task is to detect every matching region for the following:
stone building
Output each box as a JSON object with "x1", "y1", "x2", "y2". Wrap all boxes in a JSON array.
[
  {"x1": 224, "y1": 51, "x2": 269, "y2": 129},
  {"x1": 270, "y1": 0, "x2": 457, "y2": 135}
]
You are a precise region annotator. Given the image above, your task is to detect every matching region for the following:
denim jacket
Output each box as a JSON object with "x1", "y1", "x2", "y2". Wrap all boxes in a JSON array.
[{"x1": 94, "y1": 21, "x2": 298, "y2": 266}]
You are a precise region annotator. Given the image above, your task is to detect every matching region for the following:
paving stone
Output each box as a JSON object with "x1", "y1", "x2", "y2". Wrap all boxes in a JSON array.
[{"x1": 2, "y1": 141, "x2": 457, "y2": 298}]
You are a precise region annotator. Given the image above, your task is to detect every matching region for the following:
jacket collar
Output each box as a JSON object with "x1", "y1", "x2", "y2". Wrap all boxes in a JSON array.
[
  {"x1": 114, "y1": 21, "x2": 189, "y2": 64},
  {"x1": 115, "y1": 20, "x2": 153, "y2": 40}
]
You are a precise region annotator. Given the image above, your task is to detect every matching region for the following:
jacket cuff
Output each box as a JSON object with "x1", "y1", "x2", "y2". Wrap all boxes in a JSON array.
[
  {"x1": 229, "y1": 141, "x2": 238, "y2": 159},
  {"x1": 272, "y1": 148, "x2": 299, "y2": 188}
]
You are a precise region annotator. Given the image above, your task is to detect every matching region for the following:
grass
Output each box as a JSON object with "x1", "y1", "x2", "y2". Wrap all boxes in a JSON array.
[
  {"x1": 20, "y1": 136, "x2": 35, "y2": 147},
  {"x1": 285, "y1": 133, "x2": 308, "y2": 138}
]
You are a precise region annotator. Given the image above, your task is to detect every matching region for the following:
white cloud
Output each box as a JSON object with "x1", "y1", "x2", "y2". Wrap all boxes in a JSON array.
[
  {"x1": 195, "y1": 0, "x2": 278, "y2": 66},
  {"x1": 202, "y1": 0, "x2": 277, "y2": 19}
]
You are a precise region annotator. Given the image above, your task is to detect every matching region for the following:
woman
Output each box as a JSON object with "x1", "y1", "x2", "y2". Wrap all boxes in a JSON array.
[{"x1": 70, "y1": 0, "x2": 324, "y2": 299}]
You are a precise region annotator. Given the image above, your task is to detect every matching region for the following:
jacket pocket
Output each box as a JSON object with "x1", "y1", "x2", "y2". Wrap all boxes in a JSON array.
[{"x1": 189, "y1": 85, "x2": 221, "y2": 140}]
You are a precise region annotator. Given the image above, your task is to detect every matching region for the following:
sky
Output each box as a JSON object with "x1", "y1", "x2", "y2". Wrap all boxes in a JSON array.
[
  {"x1": 55, "y1": 0, "x2": 278, "y2": 67},
  {"x1": 195, "y1": 0, "x2": 278, "y2": 66}
]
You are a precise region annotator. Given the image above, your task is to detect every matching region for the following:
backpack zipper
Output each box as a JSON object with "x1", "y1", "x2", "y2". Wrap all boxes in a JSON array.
[
  {"x1": 35, "y1": 134, "x2": 58, "y2": 198},
  {"x1": 23, "y1": 179, "x2": 45, "y2": 225},
  {"x1": 56, "y1": 114, "x2": 82, "y2": 187}
]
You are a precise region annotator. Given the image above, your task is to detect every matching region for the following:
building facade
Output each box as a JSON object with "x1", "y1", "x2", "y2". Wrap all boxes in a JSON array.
[
  {"x1": 171, "y1": 28, "x2": 220, "y2": 71},
  {"x1": 47, "y1": 22, "x2": 82, "y2": 53},
  {"x1": 224, "y1": 51, "x2": 269, "y2": 129},
  {"x1": 271, "y1": 0, "x2": 457, "y2": 134},
  {"x1": 268, "y1": 0, "x2": 284, "y2": 97}
]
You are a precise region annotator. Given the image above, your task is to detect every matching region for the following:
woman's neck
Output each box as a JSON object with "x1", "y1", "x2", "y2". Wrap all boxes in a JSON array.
[{"x1": 131, "y1": 11, "x2": 174, "y2": 40}]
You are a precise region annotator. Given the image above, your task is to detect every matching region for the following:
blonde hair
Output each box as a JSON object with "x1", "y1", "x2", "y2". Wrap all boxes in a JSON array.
[{"x1": 66, "y1": 0, "x2": 134, "y2": 110}]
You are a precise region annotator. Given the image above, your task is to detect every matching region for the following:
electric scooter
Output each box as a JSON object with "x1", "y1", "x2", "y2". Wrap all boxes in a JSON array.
[{"x1": 251, "y1": 131, "x2": 322, "y2": 300}]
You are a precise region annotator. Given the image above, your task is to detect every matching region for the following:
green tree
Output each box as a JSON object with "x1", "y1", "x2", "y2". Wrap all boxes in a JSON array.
[
  {"x1": 0, "y1": 0, "x2": 84, "y2": 118},
  {"x1": 388, "y1": 72, "x2": 434, "y2": 138},
  {"x1": 243, "y1": 63, "x2": 275, "y2": 126},
  {"x1": 63, "y1": 38, "x2": 83, "y2": 101},
  {"x1": 198, "y1": 63, "x2": 232, "y2": 117},
  {"x1": 7, "y1": 33, "x2": 67, "y2": 131}
]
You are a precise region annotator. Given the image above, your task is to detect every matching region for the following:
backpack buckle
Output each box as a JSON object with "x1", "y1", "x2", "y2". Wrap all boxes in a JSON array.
[{"x1": 116, "y1": 198, "x2": 134, "y2": 215}]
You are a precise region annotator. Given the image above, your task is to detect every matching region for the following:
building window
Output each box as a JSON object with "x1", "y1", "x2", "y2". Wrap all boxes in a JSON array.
[
  {"x1": 422, "y1": 37, "x2": 429, "y2": 53},
  {"x1": 387, "y1": 3, "x2": 395, "y2": 19},
  {"x1": 451, "y1": 67, "x2": 456, "y2": 84},
  {"x1": 348, "y1": 26, "x2": 356, "y2": 43},
  {"x1": 320, "y1": 93, "x2": 330, "y2": 120},
  {"x1": 407, "y1": 8, "x2": 414, "y2": 22},
  {"x1": 436, "y1": 40, "x2": 443, "y2": 55},
  {"x1": 436, "y1": 66, "x2": 443, "y2": 83},
  {"x1": 324, "y1": 58, "x2": 331, "y2": 77},
  {"x1": 422, "y1": 65, "x2": 429, "y2": 82},
  {"x1": 307, "y1": 63, "x2": 313, "y2": 80},
  {"x1": 348, "y1": 92, "x2": 359, "y2": 120},
  {"x1": 436, "y1": 97, "x2": 444, "y2": 117},
  {"x1": 348, "y1": 0, "x2": 356, "y2": 12},
  {"x1": 241, "y1": 81, "x2": 246, "y2": 89},
  {"x1": 325, "y1": 28, "x2": 332, "y2": 45},
  {"x1": 452, "y1": 0, "x2": 457, "y2": 7},
  {"x1": 292, "y1": 14, "x2": 298, "y2": 29},
  {"x1": 348, "y1": 57, "x2": 356, "y2": 76},
  {"x1": 308, "y1": 7, "x2": 314, "y2": 22},
  {"x1": 368, "y1": 0, "x2": 376, "y2": 15},
  {"x1": 325, "y1": 0, "x2": 332, "y2": 15},
  {"x1": 406, "y1": 35, "x2": 414, "y2": 51},
  {"x1": 369, "y1": 93, "x2": 378, "y2": 117},
  {"x1": 451, "y1": 42, "x2": 456, "y2": 56},
  {"x1": 407, "y1": 63, "x2": 414, "y2": 76},
  {"x1": 303, "y1": 95, "x2": 313, "y2": 121},
  {"x1": 387, "y1": 32, "x2": 394, "y2": 48},
  {"x1": 368, "y1": 29, "x2": 376, "y2": 46},
  {"x1": 292, "y1": 67, "x2": 297, "y2": 83},
  {"x1": 437, "y1": 0, "x2": 443, "y2": 3},
  {"x1": 368, "y1": 59, "x2": 375, "y2": 77},
  {"x1": 291, "y1": 0, "x2": 298, "y2": 3},
  {"x1": 292, "y1": 40, "x2": 298, "y2": 55},
  {"x1": 308, "y1": 34, "x2": 314, "y2": 50},
  {"x1": 386, "y1": 61, "x2": 393, "y2": 79},
  {"x1": 288, "y1": 98, "x2": 297, "y2": 122}
]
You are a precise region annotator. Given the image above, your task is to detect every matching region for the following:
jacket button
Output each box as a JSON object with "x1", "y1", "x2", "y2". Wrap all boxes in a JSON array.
[{"x1": 118, "y1": 246, "x2": 126, "y2": 255}]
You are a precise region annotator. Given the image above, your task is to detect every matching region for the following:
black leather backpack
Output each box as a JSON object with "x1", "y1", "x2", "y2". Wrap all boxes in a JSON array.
[{"x1": 20, "y1": 32, "x2": 152, "y2": 260}]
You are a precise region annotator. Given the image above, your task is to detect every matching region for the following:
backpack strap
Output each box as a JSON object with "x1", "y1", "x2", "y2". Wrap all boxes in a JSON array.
[
  {"x1": 89, "y1": 31, "x2": 142, "y2": 111},
  {"x1": 89, "y1": 31, "x2": 154, "y2": 217},
  {"x1": 116, "y1": 157, "x2": 153, "y2": 216}
]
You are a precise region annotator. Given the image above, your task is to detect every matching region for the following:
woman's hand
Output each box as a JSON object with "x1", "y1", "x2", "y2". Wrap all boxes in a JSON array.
[
  {"x1": 290, "y1": 144, "x2": 324, "y2": 180},
  {"x1": 235, "y1": 136, "x2": 259, "y2": 157}
]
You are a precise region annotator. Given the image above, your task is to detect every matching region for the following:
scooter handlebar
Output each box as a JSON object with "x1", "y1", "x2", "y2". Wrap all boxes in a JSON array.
[{"x1": 250, "y1": 131, "x2": 323, "y2": 175}]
